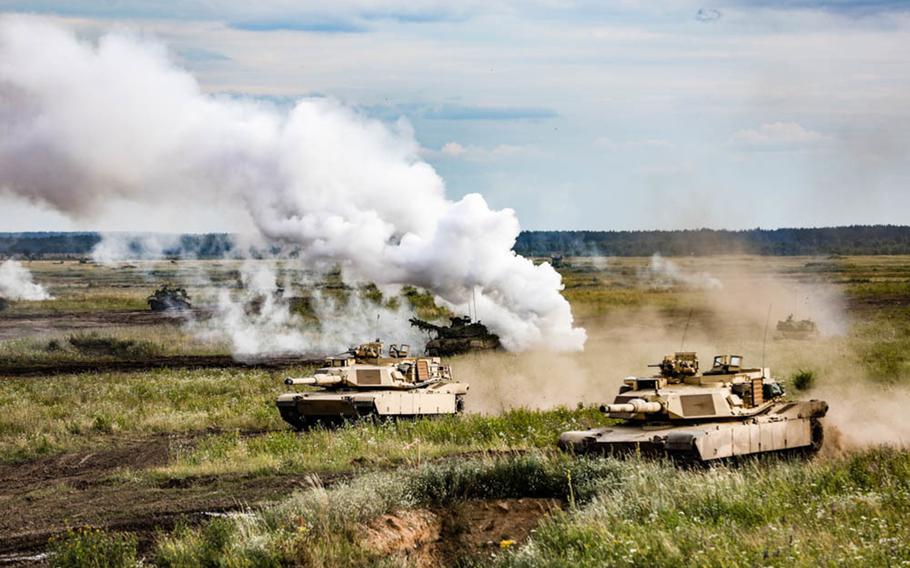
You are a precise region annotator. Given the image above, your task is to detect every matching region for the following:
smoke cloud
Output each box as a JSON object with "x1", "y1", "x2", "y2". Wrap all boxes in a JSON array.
[
  {"x1": 0, "y1": 16, "x2": 585, "y2": 352},
  {"x1": 0, "y1": 260, "x2": 52, "y2": 300},
  {"x1": 191, "y1": 262, "x2": 425, "y2": 357}
]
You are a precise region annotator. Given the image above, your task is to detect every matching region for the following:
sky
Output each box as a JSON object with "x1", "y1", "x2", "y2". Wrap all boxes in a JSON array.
[{"x1": 1, "y1": 0, "x2": 909, "y2": 232}]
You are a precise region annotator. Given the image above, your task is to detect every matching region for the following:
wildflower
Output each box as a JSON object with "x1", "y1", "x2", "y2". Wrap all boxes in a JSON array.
[{"x1": 500, "y1": 539, "x2": 516, "y2": 550}]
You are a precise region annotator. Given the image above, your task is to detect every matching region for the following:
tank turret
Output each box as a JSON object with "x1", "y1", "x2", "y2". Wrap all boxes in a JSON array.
[
  {"x1": 559, "y1": 352, "x2": 828, "y2": 461},
  {"x1": 775, "y1": 314, "x2": 819, "y2": 340},
  {"x1": 147, "y1": 284, "x2": 191, "y2": 312},
  {"x1": 409, "y1": 315, "x2": 501, "y2": 356},
  {"x1": 275, "y1": 340, "x2": 469, "y2": 429}
]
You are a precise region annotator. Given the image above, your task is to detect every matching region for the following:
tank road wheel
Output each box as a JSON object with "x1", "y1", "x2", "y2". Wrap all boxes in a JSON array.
[{"x1": 278, "y1": 406, "x2": 308, "y2": 431}]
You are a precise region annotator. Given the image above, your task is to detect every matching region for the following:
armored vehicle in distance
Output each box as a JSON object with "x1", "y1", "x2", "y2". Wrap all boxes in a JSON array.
[
  {"x1": 147, "y1": 284, "x2": 191, "y2": 312},
  {"x1": 409, "y1": 315, "x2": 501, "y2": 356},
  {"x1": 276, "y1": 340, "x2": 469, "y2": 430},
  {"x1": 776, "y1": 314, "x2": 819, "y2": 340},
  {"x1": 559, "y1": 352, "x2": 828, "y2": 462}
]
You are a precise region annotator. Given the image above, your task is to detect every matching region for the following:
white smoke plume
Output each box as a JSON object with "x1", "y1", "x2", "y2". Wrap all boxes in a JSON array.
[
  {"x1": 643, "y1": 253, "x2": 723, "y2": 290},
  {"x1": 91, "y1": 233, "x2": 182, "y2": 265},
  {"x1": 0, "y1": 16, "x2": 585, "y2": 352},
  {"x1": 0, "y1": 260, "x2": 52, "y2": 300},
  {"x1": 195, "y1": 262, "x2": 425, "y2": 357}
]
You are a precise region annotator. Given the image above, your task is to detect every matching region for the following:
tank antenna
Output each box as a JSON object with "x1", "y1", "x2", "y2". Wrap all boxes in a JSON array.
[
  {"x1": 761, "y1": 303, "x2": 772, "y2": 378},
  {"x1": 680, "y1": 308, "x2": 693, "y2": 351},
  {"x1": 472, "y1": 287, "x2": 478, "y2": 321}
]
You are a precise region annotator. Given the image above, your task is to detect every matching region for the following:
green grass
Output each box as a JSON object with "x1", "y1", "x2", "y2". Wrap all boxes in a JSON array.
[
  {"x1": 501, "y1": 449, "x2": 910, "y2": 567},
  {"x1": 0, "y1": 327, "x2": 232, "y2": 366},
  {"x1": 49, "y1": 528, "x2": 138, "y2": 568},
  {"x1": 151, "y1": 407, "x2": 612, "y2": 479},
  {"x1": 146, "y1": 449, "x2": 910, "y2": 567},
  {"x1": 851, "y1": 312, "x2": 910, "y2": 383},
  {"x1": 0, "y1": 367, "x2": 299, "y2": 462}
]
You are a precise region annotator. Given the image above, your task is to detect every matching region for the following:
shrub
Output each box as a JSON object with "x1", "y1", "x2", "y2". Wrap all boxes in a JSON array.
[
  {"x1": 791, "y1": 369, "x2": 816, "y2": 391},
  {"x1": 48, "y1": 528, "x2": 137, "y2": 568}
]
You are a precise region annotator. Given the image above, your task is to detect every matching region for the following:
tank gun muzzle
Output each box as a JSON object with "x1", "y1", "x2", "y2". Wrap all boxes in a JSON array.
[
  {"x1": 285, "y1": 374, "x2": 344, "y2": 386},
  {"x1": 600, "y1": 399, "x2": 663, "y2": 414}
]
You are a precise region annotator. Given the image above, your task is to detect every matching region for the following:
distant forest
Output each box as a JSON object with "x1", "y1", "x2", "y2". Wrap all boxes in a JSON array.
[
  {"x1": 2, "y1": 225, "x2": 910, "y2": 258},
  {"x1": 513, "y1": 226, "x2": 910, "y2": 256}
]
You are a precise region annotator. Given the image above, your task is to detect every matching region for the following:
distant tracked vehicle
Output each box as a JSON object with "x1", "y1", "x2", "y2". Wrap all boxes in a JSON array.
[
  {"x1": 775, "y1": 314, "x2": 819, "y2": 340},
  {"x1": 276, "y1": 340, "x2": 469, "y2": 430},
  {"x1": 559, "y1": 352, "x2": 828, "y2": 462},
  {"x1": 147, "y1": 284, "x2": 191, "y2": 312},
  {"x1": 409, "y1": 315, "x2": 501, "y2": 356}
]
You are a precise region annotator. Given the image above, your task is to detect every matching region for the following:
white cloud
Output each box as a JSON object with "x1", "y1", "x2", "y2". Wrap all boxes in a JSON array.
[
  {"x1": 431, "y1": 141, "x2": 542, "y2": 161},
  {"x1": 730, "y1": 122, "x2": 831, "y2": 151},
  {"x1": 441, "y1": 141, "x2": 466, "y2": 156}
]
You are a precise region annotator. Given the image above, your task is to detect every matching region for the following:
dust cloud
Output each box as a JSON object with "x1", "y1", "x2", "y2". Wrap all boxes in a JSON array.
[{"x1": 457, "y1": 257, "x2": 908, "y2": 452}]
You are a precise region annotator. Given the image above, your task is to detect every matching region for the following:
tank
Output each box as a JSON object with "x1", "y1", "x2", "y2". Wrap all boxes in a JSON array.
[
  {"x1": 409, "y1": 315, "x2": 502, "y2": 356},
  {"x1": 776, "y1": 314, "x2": 819, "y2": 339},
  {"x1": 147, "y1": 284, "x2": 191, "y2": 312},
  {"x1": 559, "y1": 352, "x2": 828, "y2": 462},
  {"x1": 276, "y1": 340, "x2": 469, "y2": 430},
  {"x1": 0, "y1": 297, "x2": 8, "y2": 312}
]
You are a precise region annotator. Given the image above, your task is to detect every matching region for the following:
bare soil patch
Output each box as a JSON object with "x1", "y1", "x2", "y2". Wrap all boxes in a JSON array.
[
  {"x1": 364, "y1": 498, "x2": 562, "y2": 566},
  {"x1": 0, "y1": 310, "x2": 194, "y2": 342},
  {"x1": 0, "y1": 434, "x2": 324, "y2": 559},
  {"x1": 0, "y1": 354, "x2": 322, "y2": 377}
]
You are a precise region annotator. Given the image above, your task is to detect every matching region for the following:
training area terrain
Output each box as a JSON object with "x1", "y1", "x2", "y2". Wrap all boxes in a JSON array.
[{"x1": 1, "y1": 255, "x2": 909, "y2": 566}]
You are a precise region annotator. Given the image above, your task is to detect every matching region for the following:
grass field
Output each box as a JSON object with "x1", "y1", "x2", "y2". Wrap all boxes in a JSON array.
[{"x1": 2, "y1": 255, "x2": 909, "y2": 566}]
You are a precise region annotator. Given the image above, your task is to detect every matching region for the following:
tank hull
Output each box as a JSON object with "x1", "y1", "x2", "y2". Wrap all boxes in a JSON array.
[
  {"x1": 276, "y1": 390, "x2": 464, "y2": 430},
  {"x1": 425, "y1": 337, "x2": 501, "y2": 357},
  {"x1": 559, "y1": 401, "x2": 827, "y2": 461},
  {"x1": 775, "y1": 329, "x2": 820, "y2": 340}
]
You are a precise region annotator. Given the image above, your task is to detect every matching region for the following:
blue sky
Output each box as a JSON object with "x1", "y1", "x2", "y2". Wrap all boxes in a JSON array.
[{"x1": 1, "y1": 0, "x2": 909, "y2": 231}]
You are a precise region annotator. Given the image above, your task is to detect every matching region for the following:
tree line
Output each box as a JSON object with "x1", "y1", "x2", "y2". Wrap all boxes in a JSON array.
[{"x1": 3, "y1": 226, "x2": 910, "y2": 259}]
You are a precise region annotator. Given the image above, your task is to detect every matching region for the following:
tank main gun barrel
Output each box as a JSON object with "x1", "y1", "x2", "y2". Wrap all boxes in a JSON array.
[
  {"x1": 409, "y1": 317, "x2": 442, "y2": 333},
  {"x1": 600, "y1": 399, "x2": 663, "y2": 414},
  {"x1": 285, "y1": 375, "x2": 343, "y2": 386}
]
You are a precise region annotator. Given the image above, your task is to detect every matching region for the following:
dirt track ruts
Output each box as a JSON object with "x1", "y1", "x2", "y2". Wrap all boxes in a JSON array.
[
  {"x1": 0, "y1": 354, "x2": 323, "y2": 377},
  {"x1": 0, "y1": 433, "x2": 347, "y2": 560}
]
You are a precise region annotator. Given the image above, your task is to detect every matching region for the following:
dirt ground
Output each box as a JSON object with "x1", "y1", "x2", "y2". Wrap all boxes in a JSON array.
[
  {"x1": 0, "y1": 434, "x2": 332, "y2": 562},
  {"x1": 364, "y1": 498, "x2": 562, "y2": 566},
  {"x1": 0, "y1": 310, "x2": 189, "y2": 342},
  {"x1": 0, "y1": 437, "x2": 557, "y2": 566},
  {"x1": 0, "y1": 354, "x2": 322, "y2": 377}
]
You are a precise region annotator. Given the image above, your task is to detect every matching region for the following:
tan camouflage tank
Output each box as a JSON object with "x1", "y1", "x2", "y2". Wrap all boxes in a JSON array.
[
  {"x1": 559, "y1": 352, "x2": 828, "y2": 461},
  {"x1": 276, "y1": 340, "x2": 469, "y2": 429},
  {"x1": 775, "y1": 314, "x2": 820, "y2": 340}
]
